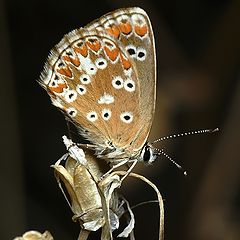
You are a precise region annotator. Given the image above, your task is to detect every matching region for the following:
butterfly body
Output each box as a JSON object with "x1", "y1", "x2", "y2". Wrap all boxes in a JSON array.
[{"x1": 40, "y1": 7, "x2": 157, "y2": 166}]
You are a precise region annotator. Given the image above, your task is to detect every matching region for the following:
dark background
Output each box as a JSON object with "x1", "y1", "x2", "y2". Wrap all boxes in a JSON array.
[{"x1": 1, "y1": 0, "x2": 239, "y2": 239}]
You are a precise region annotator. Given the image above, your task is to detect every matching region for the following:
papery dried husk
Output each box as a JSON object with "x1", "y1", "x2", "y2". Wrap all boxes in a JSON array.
[
  {"x1": 109, "y1": 171, "x2": 165, "y2": 240},
  {"x1": 13, "y1": 230, "x2": 53, "y2": 240},
  {"x1": 53, "y1": 137, "x2": 164, "y2": 240},
  {"x1": 53, "y1": 153, "x2": 113, "y2": 232},
  {"x1": 97, "y1": 170, "x2": 164, "y2": 240},
  {"x1": 52, "y1": 144, "x2": 133, "y2": 240}
]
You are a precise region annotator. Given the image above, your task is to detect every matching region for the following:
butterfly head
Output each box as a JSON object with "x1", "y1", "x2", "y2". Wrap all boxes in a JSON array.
[{"x1": 139, "y1": 143, "x2": 157, "y2": 164}]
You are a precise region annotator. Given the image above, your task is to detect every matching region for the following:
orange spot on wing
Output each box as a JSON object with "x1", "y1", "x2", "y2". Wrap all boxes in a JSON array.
[
  {"x1": 119, "y1": 22, "x2": 132, "y2": 35},
  {"x1": 106, "y1": 25, "x2": 120, "y2": 38},
  {"x1": 86, "y1": 39, "x2": 101, "y2": 52},
  {"x1": 120, "y1": 53, "x2": 131, "y2": 70},
  {"x1": 48, "y1": 82, "x2": 68, "y2": 93},
  {"x1": 73, "y1": 43, "x2": 88, "y2": 57},
  {"x1": 63, "y1": 56, "x2": 80, "y2": 67},
  {"x1": 104, "y1": 46, "x2": 119, "y2": 62},
  {"x1": 57, "y1": 67, "x2": 72, "y2": 78},
  {"x1": 134, "y1": 25, "x2": 148, "y2": 37}
]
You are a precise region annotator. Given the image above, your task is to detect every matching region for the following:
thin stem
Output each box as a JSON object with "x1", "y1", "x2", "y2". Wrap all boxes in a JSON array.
[{"x1": 77, "y1": 229, "x2": 90, "y2": 240}]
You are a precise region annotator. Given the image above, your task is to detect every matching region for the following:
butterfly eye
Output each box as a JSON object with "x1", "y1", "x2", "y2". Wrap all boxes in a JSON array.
[
  {"x1": 141, "y1": 145, "x2": 156, "y2": 163},
  {"x1": 76, "y1": 85, "x2": 87, "y2": 95},
  {"x1": 87, "y1": 111, "x2": 98, "y2": 122},
  {"x1": 143, "y1": 146, "x2": 150, "y2": 162},
  {"x1": 112, "y1": 76, "x2": 124, "y2": 89}
]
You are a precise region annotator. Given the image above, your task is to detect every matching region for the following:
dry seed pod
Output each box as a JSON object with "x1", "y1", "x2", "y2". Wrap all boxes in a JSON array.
[
  {"x1": 13, "y1": 230, "x2": 53, "y2": 240},
  {"x1": 52, "y1": 136, "x2": 135, "y2": 240}
]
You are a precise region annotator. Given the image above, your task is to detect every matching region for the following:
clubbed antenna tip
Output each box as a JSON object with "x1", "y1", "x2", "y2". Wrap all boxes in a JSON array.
[{"x1": 156, "y1": 149, "x2": 187, "y2": 177}]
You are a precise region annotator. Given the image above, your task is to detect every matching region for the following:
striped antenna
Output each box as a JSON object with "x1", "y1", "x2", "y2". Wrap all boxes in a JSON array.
[
  {"x1": 152, "y1": 128, "x2": 219, "y2": 144},
  {"x1": 156, "y1": 148, "x2": 187, "y2": 176}
]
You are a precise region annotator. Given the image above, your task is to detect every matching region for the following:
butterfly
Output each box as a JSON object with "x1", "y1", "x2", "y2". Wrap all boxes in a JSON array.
[{"x1": 39, "y1": 7, "x2": 157, "y2": 172}]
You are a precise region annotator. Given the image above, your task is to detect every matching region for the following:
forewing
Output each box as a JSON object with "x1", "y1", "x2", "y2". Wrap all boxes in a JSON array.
[{"x1": 39, "y1": 30, "x2": 142, "y2": 151}]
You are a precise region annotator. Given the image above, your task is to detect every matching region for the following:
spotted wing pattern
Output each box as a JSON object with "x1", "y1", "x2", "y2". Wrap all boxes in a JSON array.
[{"x1": 39, "y1": 7, "x2": 156, "y2": 161}]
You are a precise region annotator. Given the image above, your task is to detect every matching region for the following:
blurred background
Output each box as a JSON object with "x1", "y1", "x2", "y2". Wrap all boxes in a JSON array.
[{"x1": 1, "y1": 0, "x2": 239, "y2": 239}]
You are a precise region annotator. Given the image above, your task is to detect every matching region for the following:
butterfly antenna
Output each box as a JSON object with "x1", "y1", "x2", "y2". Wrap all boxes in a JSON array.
[
  {"x1": 156, "y1": 148, "x2": 187, "y2": 176},
  {"x1": 152, "y1": 128, "x2": 219, "y2": 144}
]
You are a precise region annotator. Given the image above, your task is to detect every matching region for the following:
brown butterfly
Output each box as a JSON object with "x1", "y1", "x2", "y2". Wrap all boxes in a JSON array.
[{"x1": 39, "y1": 7, "x2": 157, "y2": 172}]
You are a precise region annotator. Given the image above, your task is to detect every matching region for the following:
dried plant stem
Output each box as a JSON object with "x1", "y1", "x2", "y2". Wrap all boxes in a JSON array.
[
  {"x1": 112, "y1": 171, "x2": 164, "y2": 240},
  {"x1": 77, "y1": 229, "x2": 90, "y2": 240}
]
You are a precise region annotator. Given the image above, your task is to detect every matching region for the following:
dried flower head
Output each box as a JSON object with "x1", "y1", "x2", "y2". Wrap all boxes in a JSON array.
[
  {"x1": 52, "y1": 136, "x2": 136, "y2": 240},
  {"x1": 13, "y1": 230, "x2": 53, "y2": 240}
]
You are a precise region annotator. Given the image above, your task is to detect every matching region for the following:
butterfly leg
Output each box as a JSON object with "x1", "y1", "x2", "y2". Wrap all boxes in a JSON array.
[
  {"x1": 100, "y1": 159, "x2": 129, "y2": 180},
  {"x1": 119, "y1": 160, "x2": 138, "y2": 183},
  {"x1": 101, "y1": 159, "x2": 138, "y2": 183}
]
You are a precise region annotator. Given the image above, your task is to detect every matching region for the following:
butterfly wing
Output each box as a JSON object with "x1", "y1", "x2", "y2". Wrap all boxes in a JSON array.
[
  {"x1": 39, "y1": 7, "x2": 156, "y2": 161},
  {"x1": 86, "y1": 7, "x2": 156, "y2": 155}
]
